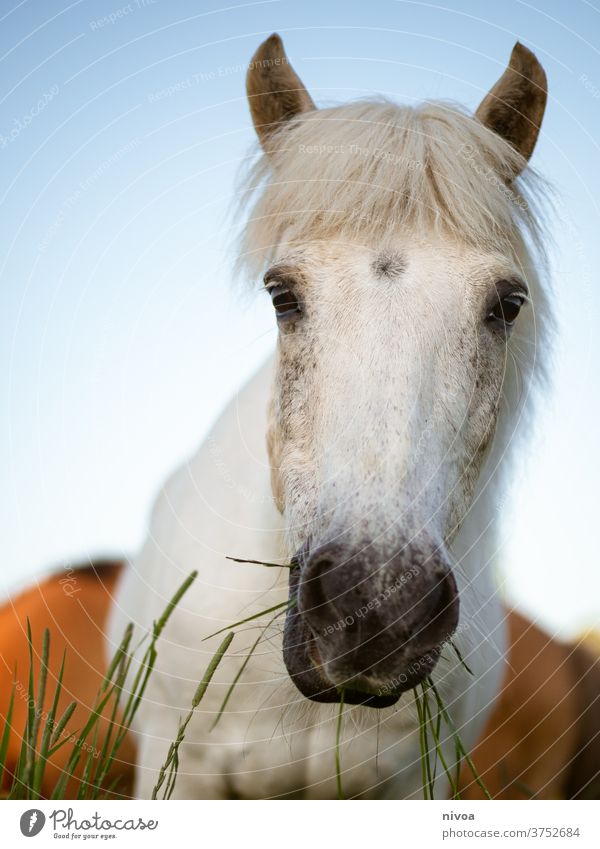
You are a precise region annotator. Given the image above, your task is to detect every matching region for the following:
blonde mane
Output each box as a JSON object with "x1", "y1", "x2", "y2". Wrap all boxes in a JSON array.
[{"x1": 238, "y1": 99, "x2": 548, "y2": 279}]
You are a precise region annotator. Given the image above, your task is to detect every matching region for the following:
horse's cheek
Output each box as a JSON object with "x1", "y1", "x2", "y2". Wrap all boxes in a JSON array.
[{"x1": 266, "y1": 412, "x2": 286, "y2": 513}]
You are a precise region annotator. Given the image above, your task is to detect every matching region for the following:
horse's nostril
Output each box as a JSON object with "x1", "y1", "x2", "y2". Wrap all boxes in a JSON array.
[
  {"x1": 417, "y1": 568, "x2": 459, "y2": 650},
  {"x1": 299, "y1": 553, "x2": 337, "y2": 617}
]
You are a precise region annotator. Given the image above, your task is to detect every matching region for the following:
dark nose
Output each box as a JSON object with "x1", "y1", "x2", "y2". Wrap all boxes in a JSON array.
[{"x1": 297, "y1": 541, "x2": 459, "y2": 689}]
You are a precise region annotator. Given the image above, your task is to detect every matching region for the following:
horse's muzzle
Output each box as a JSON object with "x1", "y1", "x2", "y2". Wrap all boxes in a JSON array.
[{"x1": 282, "y1": 540, "x2": 459, "y2": 707}]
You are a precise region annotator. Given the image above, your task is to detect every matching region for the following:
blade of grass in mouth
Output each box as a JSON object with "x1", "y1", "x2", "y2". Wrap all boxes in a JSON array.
[
  {"x1": 414, "y1": 686, "x2": 434, "y2": 799},
  {"x1": 426, "y1": 677, "x2": 492, "y2": 800},
  {"x1": 413, "y1": 679, "x2": 492, "y2": 800},
  {"x1": 335, "y1": 690, "x2": 346, "y2": 800},
  {"x1": 420, "y1": 681, "x2": 461, "y2": 799},
  {"x1": 450, "y1": 640, "x2": 474, "y2": 676},
  {"x1": 202, "y1": 599, "x2": 294, "y2": 641},
  {"x1": 210, "y1": 607, "x2": 288, "y2": 731},
  {"x1": 226, "y1": 556, "x2": 292, "y2": 568}
]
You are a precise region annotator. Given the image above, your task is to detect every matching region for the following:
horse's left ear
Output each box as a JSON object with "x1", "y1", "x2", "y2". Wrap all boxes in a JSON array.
[
  {"x1": 246, "y1": 33, "x2": 315, "y2": 151},
  {"x1": 476, "y1": 42, "x2": 547, "y2": 173}
]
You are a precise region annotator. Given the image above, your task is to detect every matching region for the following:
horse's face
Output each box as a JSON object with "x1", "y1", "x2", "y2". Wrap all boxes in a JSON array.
[
  {"x1": 265, "y1": 239, "x2": 527, "y2": 705},
  {"x1": 246, "y1": 35, "x2": 546, "y2": 705}
]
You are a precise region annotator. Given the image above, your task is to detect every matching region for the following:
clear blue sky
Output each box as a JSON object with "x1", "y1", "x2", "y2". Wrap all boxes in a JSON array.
[{"x1": 1, "y1": 0, "x2": 599, "y2": 637}]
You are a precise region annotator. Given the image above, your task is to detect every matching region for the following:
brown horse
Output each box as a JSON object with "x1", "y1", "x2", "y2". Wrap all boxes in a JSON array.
[
  {"x1": 459, "y1": 611, "x2": 600, "y2": 799},
  {"x1": 0, "y1": 562, "x2": 136, "y2": 799},
  {"x1": 0, "y1": 563, "x2": 597, "y2": 799}
]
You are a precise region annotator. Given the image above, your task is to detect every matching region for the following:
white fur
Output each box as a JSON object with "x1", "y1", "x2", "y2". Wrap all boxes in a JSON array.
[{"x1": 109, "y1": 97, "x2": 550, "y2": 799}]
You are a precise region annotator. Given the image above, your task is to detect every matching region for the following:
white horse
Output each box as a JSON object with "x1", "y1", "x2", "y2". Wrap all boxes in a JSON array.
[{"x1": 110, "y1": 34, "x2": 550, "y2": 799}]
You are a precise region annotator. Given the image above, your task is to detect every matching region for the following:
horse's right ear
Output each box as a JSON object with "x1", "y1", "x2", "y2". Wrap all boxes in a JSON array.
[
  {"x1": 476, "y1": 42, "x2": 547, "y2": 174},
  {"x1": 246, "y1": 34, "x2": 315, "y2": 151}
]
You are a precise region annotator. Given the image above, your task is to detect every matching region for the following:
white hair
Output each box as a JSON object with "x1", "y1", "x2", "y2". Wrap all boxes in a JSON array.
[{"x1": 237, "y1": 99, "x2": 549, "y2": 277}]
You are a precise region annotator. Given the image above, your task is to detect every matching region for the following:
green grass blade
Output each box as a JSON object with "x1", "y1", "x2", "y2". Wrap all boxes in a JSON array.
[
  {"x1": 33, "y1": 647, "x2": 67, "y2": 797},
  {"x1": 101, "y1": 623, "x2": 134, "y2": 694},
  {"x1": 226, "y1": 556, "x2": 291, "y2": 568},
  {"x1": 450, "y1": 641, "x2": 474, "y2": 676},
  {"x1": 335, "y1": 690, "x2": 345, "y2": 800},
  {"x1": 24, "y1": 620, "x2": 36, "y2": 785},
  {"x1": 47, "y1": 724, "x2": 80, "y2": 758},
  {"x1": 421, "y1": 682, "x2": 461, "y2": 799},
  {"x1": 152, "y1": 632, "x2": 234, "y2": 800},
  {"x1": 0, "y1": 680, "x2": 16, "y2": 784},
  {"x1": 120, "y1": 572, "x2": 198, "y2": 732},
  {"x1": 8, "y1": 732, "x2": 28, "y2": 799},
  {"x1": 414, "y1": 687, "x2": 433, "y2": 799},
  {"x1": 2, "y1": 570, "x2": 202, "y2": 801},
  {"x1": 50, "y1": 680, "x2": 121, "y2": 799},
  {"x1": 153, "y1": 570, "x2": 198, "y2": 641},
  {"x1": 427, "y1": 678, "x2": 492, "y2": 800},
  {"x1": 202, "y1": 601, "x2": 291, "y2": 641},
  {"x1": 210, "y1": 608, "x2": 286, "y2": 731},
  {"x1": 77, "y1": 722, "x2": 101, "y2": 799},
  {"x1": 22, "y1": 625, "x2": 50, "y2": 795},
  {"x1": 423, "y1": 695, "x2": 435, "y2": 799},
  {"x1": 88, "y1": 642, "x2": 135, "y2": 798},
  {"x1": 48, "y1": 701, "x2": 78, "y2": 753},
  {"x1": 453, "y1": 736, "x2": 462, "y2": 795}
]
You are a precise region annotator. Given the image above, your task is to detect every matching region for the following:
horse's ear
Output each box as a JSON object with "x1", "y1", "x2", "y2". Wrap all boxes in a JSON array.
[
  {"x1": 246, "y1": 33, "x2": 315, "y2": 151},
  {"x1": 476, "y1": 42, "x2": 547, "y2": 174}
]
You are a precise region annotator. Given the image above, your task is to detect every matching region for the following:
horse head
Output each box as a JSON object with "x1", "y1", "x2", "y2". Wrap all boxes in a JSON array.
[{"x1": 242, "y1": 35, "x2": 548, "y2": 706}]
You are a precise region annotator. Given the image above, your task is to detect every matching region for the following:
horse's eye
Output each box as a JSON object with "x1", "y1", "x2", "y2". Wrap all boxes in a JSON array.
[
  {"x1": 269, "y1": 285, "x2": 301, "y2": 322},
  {"x1": 487, "y1": 293, "x2": 525, "y2": 330}
]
